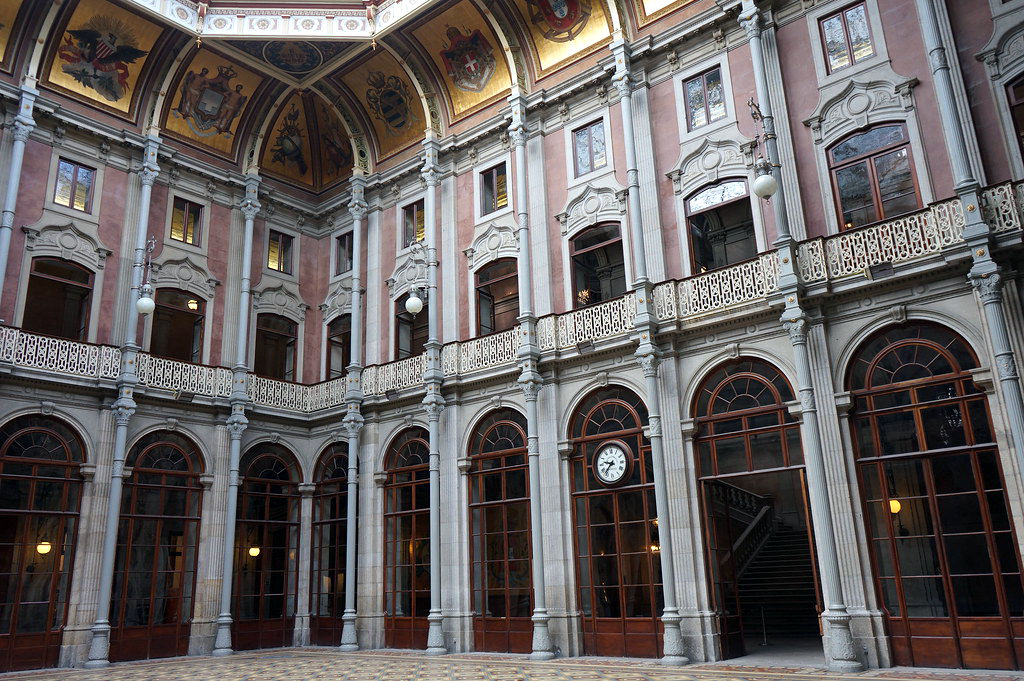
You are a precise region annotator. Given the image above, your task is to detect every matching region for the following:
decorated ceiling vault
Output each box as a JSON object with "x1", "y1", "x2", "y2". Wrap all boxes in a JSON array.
[{"x1": 9, "y1": 0, "x2": 703, "y2": 195}]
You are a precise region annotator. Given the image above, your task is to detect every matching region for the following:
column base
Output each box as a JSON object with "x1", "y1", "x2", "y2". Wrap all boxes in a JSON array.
[
  {"x1": 824, "y1": 610, "x2": 863, "y2": 673},
  {"x1": 83, "y1": 621, "x2": 111, "y2": 668},
  {"x1": 660, "y1": 609, "x2": 689, "y2": 666},
  {"x1": 340, "y1": 611, "x2": 359, "y2": 652},
  {"x1": 425, "y1": 611, "x2": 446, "y2": 655},
  {"x1": 211, "y1": 614, "x2": 233, "y2": 657},
  {"x1": 530, "y1": 608, "x2": 555, "y2": 660}
]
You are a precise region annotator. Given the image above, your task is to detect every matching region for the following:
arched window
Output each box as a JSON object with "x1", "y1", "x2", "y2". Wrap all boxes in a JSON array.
[
  {"x1": 570, "y1": 224, "x2": 626, "y2": 308},
  {"x1": 309, "y1": 443, "x2": 348, "y2": 646},
  {"x1": 848, "y1": 323, "x2": 1024, "y2": 670},
  {"x1": 150, "y1": 289, "x2": 205, "y2": 363},
  {"x1": 382, "y1": 427, "x2": 430, "y2": 649},
  {"x1": 568, "y1": 386, "x2": 662, "y2": 658},
  {"x1": 0, "y1": 415, "x2": 84, "y2": 672},
  {"x1": 691, "y1": 359, "x2": 817, "y2": 660},
  {"x1": 110, "y1": 431, "x2": 203, "y2": 662},
  {"x1": 326, "y1": 315, "x2": 351, "y2": 380},
  {"x1": 475, "y1": 259, "x2": 519, "y2": 335},
  {"x1": 829, "y1": 123, "x2": 921, "y2": 230},
  {"x1": 22, "y1": 258, "x2": 93, "y2": 341},
  {"x1": 468, "y1": 410, "x2": 531, "y2": 653},
  {"x1": 254, "y1": 314, "x2": 297, "y2": 381},
  {"x1": 233, "y1": 444, "x2": 300, "y2": 651},
  {"x1": 686, "y1": 180, "x2": 756, "y2": 273},
  {"x1": 1007, "y1": 73, "x2": 1024, "y2": 163}
]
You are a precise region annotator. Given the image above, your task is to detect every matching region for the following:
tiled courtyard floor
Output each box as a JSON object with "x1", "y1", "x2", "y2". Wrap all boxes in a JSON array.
[{"x1": 4, "y1": 649, "x2": 1024, "y2": 681}]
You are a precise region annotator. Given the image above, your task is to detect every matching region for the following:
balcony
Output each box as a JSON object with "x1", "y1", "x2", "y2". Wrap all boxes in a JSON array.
[{"x1": 1, "y1": 181, "x2": 1020, "y2": 417}]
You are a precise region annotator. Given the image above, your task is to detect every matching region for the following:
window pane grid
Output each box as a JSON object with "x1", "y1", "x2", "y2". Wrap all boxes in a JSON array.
[{"x1": 820, "y1": 3, "x2": 875, "y2": 73}]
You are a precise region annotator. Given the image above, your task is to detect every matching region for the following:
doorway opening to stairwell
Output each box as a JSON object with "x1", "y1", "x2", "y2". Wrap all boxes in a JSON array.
[{"x1": 692, "y1": 358, "x2": 823, "y2": 662}]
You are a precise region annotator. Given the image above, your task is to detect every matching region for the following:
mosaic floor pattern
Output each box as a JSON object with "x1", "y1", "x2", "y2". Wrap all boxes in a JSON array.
[{"x1": 5, "y1": 649, "x2": 1024, "y2": 681}]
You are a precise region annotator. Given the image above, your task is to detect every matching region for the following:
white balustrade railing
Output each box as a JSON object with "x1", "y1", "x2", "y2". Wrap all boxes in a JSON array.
[
  {"x1": 678, "y1": 252, "x2": 780, "y2": 317},
  {"x1": 0, "y1": 327, "x2": 120, "y2": 380},
  {"x1": 306, "y1": 378, "x2": 347, "y2": 412},
  {"x1": 370, "y1": 354, "x2": 427, "y2": 395},
  {"x1": 459, "y1": 328, "x2": 521, "y2": 374},
  {"x1": 653, "y1": 281, "x2": 677, "y2": 321},
  {"x1": 136, "y1": 353, "x2": 231, "y2": 398},
  {"x1": 981, "y1": 181, "x2": 1024, "y2": 233},
  {"x1": 537, "y1": 316, "x2": 556, "y2": 351},
  {"x1": 248, "y1": 375, "x2": 309, "y2": 411},
  {"x1": 555, "y1": 295, "x2": 636, "y2": 349}
]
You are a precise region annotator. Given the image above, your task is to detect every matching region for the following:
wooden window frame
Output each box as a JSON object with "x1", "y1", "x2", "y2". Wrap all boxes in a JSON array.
[
  {"x1": 570, "y1": 224, "x2": 624, "y2": 308},
  {"x1": 151, "y1": 289, "x2": 205, "y2": 363},
  {"x1": 683, "y1": 67, "x2": 726, "y2": 131},
  {"x1": 23, "y1": 257, "x2": 94, "y2": 341},
  {"x1": 334, "y1": 232, "x2": 354, "y2": 276},
  {"x1": 475, "y1": 258, "x2": 519, "y2": 336},
  {"x1": 684, "y1": 180, "x2": 755, "y2": 274},
  {"x1": 402, "y1": 200, "x2": 425, "y2": 248},
  {"x1": 1007, "y1": 73, "x2": 1024, "y2": 165},
  {"x1": 254, "y1": 313, "x2": 298, "y2": 381},
  {"x1": 819, "y1": 2, "x2": 876, "y2": 74},
  {"x1": 266, "y1": 230, "x2": 294, "y2": 275},
  {"x1": 53, "y1": 158, "x2": 96, "y2": 213},
  {"x1": 479, "y1": 163, "x2": 508, "y2": 216},
  {"x1": 309, "y1": 444, "x2": 349, "y2": 646},
  {"x1": 572, "y1": 120, "x2": 607, "y2": 178},
  {"x1": 828, "y1": 123, "x2": 921, "y2": 231},
  {"x1": 395, "y1": 296, "x2": 428, "y2": 360},
  {"x1": 170, "y1": 197, "x2": 202, "y2": 246},
  {"x1": 326, "y1": 314, "x2": 351, "y2": 380}
]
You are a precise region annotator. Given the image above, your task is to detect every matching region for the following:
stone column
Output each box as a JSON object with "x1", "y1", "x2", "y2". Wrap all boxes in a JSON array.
[
  {"x1": 0, "y1": 86, "x2": 36, "y2": 314},
  {"x1": 212, "y1": 175, "x2": 260, "y2": 656},
  {"x1": 84, "y1": 136, "x2": 160, "y2": 668},
  {"x1": 421, "y1": 136, "x2": 446, "y2": 655},
  {"x1": 509, "y1": 91, "x2": 555, "y2": 660},
  {"x1": 341, "y1": 174, "x2": 367, "y2": 651},
  {"x1": 294, "y1": 482, "x2": 315, "y2": 645},
  {"x1": 611, "y1": 40, "x2": 686, "y2": 666},
  {"x1": 782, "y1": 314, "x2": 861, "y2": 672}
]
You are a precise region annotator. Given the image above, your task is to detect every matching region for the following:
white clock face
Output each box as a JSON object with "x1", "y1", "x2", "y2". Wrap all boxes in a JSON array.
[{"x1": 595, "y1": 444, "x2": 628, "y2": 484}]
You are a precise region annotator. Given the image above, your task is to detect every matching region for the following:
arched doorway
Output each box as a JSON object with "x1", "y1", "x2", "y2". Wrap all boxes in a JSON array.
[
  {"x1": 110, "y1": 431, "x2": 204, "y2": 662},
  {"x1": 692, "y1": 359, "x2": 819, "y2": 660},
  {"x1": 309, "y1": 442, "x2": 348, "y2": 645},
  {"x1": 568, "y1": 386, "x2": 662, "y2": 658},
  {"x1": 848, "y1": 323, "x2": 1024, "y2": 669},
  {"x1": 468, "y1": 409, "x2": 532, "y2": 653},
  {"x1": 382, "y1": 427, "x2": 430, "y2": 649},
  {"x1": 0, "y1": 415, "x2": 85, "y2": 672},
  {"x1": 233, "y1": 444, "x2": 300, "y2": 651}
]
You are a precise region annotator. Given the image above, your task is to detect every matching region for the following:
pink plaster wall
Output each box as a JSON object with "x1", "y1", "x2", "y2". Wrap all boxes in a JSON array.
[
  {"x1": 1, "y1": 138, "x2": 49, "y2": 325},
  {"x1": 299, "y1": 232, "x2": 325, "y2": 382},
  {"x1": 456, "y1": 170, "x2": 474, "y2": 341},
  {"x1": 205, "y1": 202, "x2": 233, "y2": 367},
  {"x1": 377, "y1": 204, "x2": 397, "y2": 363},
  {"x1": 648, "y1": 76, "x2": 683, "y2": 280},
  {"x1": 542, "y1": 123, "x2": 567, "y2": 314}
]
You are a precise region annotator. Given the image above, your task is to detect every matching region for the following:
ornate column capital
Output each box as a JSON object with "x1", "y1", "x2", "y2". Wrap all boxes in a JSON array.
[
  {"x1": 11, "y1": 117, "x2": 33, "y2": 143},
  {"x1": 782, "y1": 312, "x2": 808, "y2": 346},
  {"x1": 239, "y1": 197, "x2": 261, "y2": 221},
  {"x1": 343, "y1": 409, "x2": 364, "y2": 436},
  {"x1": 637, "y1": 350, "x2": 661, "y2": 378},
  {"x1": 111, "y1": 403, "x2": 135, "y2": 427},
  {"x1": 738, "y1": 1, "x2": 762, "y2": 39},
  {"x1": 970, "y1": 270, "x2": 1004, "y2": 304},
  {"x1": 226, "y1": 405, "x2": 248, "y2": 440}
]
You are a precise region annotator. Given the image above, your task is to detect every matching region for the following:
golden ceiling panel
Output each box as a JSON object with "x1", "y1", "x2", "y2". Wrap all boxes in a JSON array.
[
  {"x1": 511, "y1": 0, "x2": 612, "y2": 77},
  {"x1": 0, "y1": 1, "x2": 23, "y2": 67},
  {"x1": 412, "y1": 1, "x2": 511, "y2": 120},
  {"x1": 43, "y1": 0, "x2": 164, "y2": 116},
  {"x1": 337, "y1": 49, "x2": 425, "y2": 161},
  {"x1": 162, "y1": 47, "x2": 265, "y2": 156},
  {"x1": 260, "y1": 91, "x2": 353, "y2": 192}
]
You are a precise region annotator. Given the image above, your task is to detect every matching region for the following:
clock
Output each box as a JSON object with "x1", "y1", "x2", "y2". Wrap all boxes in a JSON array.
[{"x1": 594, "y1": 442, "x2": 629, "y2": 485}]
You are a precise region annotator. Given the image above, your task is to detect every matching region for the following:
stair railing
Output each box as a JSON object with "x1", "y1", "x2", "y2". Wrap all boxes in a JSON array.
[{"x1": 732, "y1": 502, "x2": 776, "y2": 577}]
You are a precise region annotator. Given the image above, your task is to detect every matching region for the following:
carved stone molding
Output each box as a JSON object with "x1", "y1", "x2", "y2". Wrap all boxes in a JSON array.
[
  {"x1": 321, "y1": 279, "x2": 354, "y2": 320},
  {"x1": 804, "y1": 75, "x2": 919, "y2": 145},
  {"x1": 668, "y1": 134, "x2": 756, "y2": 199},
  {"x1": 556, "y1": 184, "x2": 627, "y2": 237},
  {"x1": 252, "y1": 283, "x2": 308, "y2": 323},
  {"x1": 22, "y1": 223, "x2": 111, "y2": 271},
  {"x1": 149, "y1": 256, "x2": 219, "y2": 300},
  {"x1": 464, "y1": 221, "x2": 518, "y2": 271},
  {"x1": 385, "y1": 241, "x2": 428, "y2": 299}
]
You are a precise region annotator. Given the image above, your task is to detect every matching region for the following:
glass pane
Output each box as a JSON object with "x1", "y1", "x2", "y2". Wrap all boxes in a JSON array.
[
  {"x1": 876, "y1": 411, "x2": 919, "y2": 455},
  {"x1": 574, "y1": 128, "x2": 591, "y2": 176},
  {"x1": 896, "y1": 537, "x2": 940, "y2": 576},
  {"x1": 821, "y1": 14, "x2": 851, "y2": 71},
  {"x1": 835, "y1": 162, "x2": 877, "y2": 229},
  {"x1": 874, "y1": 148, "x2": 918, "y2": 218},
  {"x1": 54, "y1": 161, "x2": 74, "y2": 207},
  {"x1": 73, "y1": 167, "x2": 94, "y2": 211},
  {"x1": 921, "y1": 404, "x2": 967, "y2": 450},
  {"x1": 705, "y1": 69, "x2": 725, "y2": 123},
  {"x1": 831, "y1": 126, "x2": 906, "y2": 164},
  {"x1": 171, "y1": 199, "x2": 186, "y2": 241},
  {"x1": 952, "y1": 575, "x2": 999, "y2": 616},
  {"x1": 685, "y1": 76, "x2": 706, "y2": 128},
  {"x1": 687, "y1": 180, "x2": 747, "y2": 213},
  {"x1": 902, "y1": 577, "x2": 947, "y2": 617},
  {"x1": 944, "y1": 534, "x2": 992, "y2": 575},
  {"x1": 845, "y1": 5, "x2": 874, "y2": 62},
  {"x1": 749, "y1": 431, "x2": 783, "y2": 470},
  {"x1": 714, "y1": 436, "x2": 746, "y2": 474},
  {"x1": 591, "y1": 123, "x2": 606, "y2": 170}
]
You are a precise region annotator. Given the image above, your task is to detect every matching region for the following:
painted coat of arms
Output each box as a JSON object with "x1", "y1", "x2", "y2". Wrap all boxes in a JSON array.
[
  {"x1": 174, "y1": 64, "x2": 248, "y2": 138},
  {"x1": 57, "y1": 15, "x2": 148, "y2": 103},
  {"x1": 527, "y1": 0, "x2": 592, "y2": 42},
  {"x1": 270, "y1": 103, "x2": 307, "y2": 176},
  {"x1": 440, "y1": 27, "x2": 496, "y2": 93},
  {"x1": 365, "y1": 71, "x2": 419, "y2": 134}
]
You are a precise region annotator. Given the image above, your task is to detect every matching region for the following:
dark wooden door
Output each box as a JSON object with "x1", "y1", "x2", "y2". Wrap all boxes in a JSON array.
[
  {"x1": 309, "y1": 445, "x2": 348, "y2": 646},
  {"x1": 110, "y1": 433, "x2": 202, "y2": 662},
  {"x1": 699, "y1": 480, "x2": 746, "y2": 659},
  {"x1": 469, "y1": 410, "x2": 533, "y2": 653},
  {"x1": 0, "y1": 416, "x2": 84, "y2": 673},
  {"x1": 383, "y1": 429, "x2": 430, "y2": 649}
]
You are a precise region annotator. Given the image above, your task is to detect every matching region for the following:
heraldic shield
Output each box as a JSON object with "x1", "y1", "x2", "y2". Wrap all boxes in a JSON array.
[
  {"x1": 528, "y1": 0, "x2": 592, "y2": 42},
  {"x1": 175, "y1": 64, "x2": 248, "y2": 138},
  {"x1": 440, "y1": 27, "x2": 497, "y2": 93}
]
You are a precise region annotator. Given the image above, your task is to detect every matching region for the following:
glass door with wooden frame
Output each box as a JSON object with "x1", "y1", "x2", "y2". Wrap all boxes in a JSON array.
[
  {"x1": 233, "y1": 446, "x2": 300, "y2": 651},
  {"x1": 849, "y1": 323, "x2": 1024, "y2": 670},
  {"x1": 569, "y1": 387, "x2": 663, "y2": 658},
  {"x1": 383, "y1": 428, "x2": 430, "y2": 649},
  {"x1": 309, "y1": 443, "x2": 348, "y2": 646},
  {"x1": 109, "y1": 432, "x2": 203, "y2": 662},
  {"x1": 469, "y1": 410, "x2": 532, "y2": 653},
  {"x1": 0, "y1": 416, "x2": 84, "y2": 673}
]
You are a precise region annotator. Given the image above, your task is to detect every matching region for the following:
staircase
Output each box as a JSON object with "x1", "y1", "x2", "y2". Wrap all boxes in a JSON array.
[{"x1": 738, "y1": 526, "x2": 820, "y2": 640}]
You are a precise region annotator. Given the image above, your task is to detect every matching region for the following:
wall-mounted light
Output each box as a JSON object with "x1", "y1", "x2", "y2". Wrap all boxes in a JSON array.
[
  {"x1": 889, "y1": 499, "x2": 902, "y2": 515},
  {"x1": 248, "y1": 546, "x2": 261, "y2": 558},
  {"x1": 650, "y1": 544, "x2": 661, "y2": 552},
  {"x1": 405, "y1": 288, "x2": 423, "y2": 316},
  {"x1": 187, "y1": 299, "x2": 199, "y2": 311},
  {"x1": 36, "y1": 541, "x2": 52, "y2": 555},
  {"x1": 135, "y1": 236, "x2": 157, "y2": 316}
]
